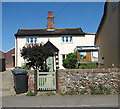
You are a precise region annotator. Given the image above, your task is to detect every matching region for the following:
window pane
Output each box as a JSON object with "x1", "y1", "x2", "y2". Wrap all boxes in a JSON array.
[
  {"x1": 62, "y1": 36, "x2": 64, "y2": 42},
  {"x1": 111, "y1": 2, "x2": 116, "y2": 11},
  {"x1": 66, "y1": 36, "x2": 68, "y2": 42},
  {"x1": 30, "y1": 37, "x2": 33, "y2": 43},
  {"x1": 80, "y1": 52, "x2": 86, "y2": 60},
  {"x1": 34, "y1": 37, "x2": 37, "y2": 43},
  {"x1": 26, "y1": 37, "x2": 29, "y2": 43},
  {"x1": 70, "y1": 36, "x2": 72, "y2": 42}
]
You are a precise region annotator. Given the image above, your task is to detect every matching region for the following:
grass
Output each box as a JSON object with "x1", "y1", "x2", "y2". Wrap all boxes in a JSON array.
[
  {"x1": 45, "y1": 91, "x2": 55, "y2": 96},
  {"x1": 61, "y1": 91, "x2": 77, "y2": 96},
  {"x1": 26, "y1": 91, "x2": 36, "y2": 96}
]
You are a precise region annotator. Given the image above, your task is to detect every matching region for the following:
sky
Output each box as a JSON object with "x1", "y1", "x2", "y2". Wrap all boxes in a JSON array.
[{"x1": 2, "y1": 2, "x2": 105, "y2": 52}]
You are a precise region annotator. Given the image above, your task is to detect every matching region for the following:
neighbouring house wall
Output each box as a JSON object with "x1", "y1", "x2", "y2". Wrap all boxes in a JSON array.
[
  {"x1": 5, "y1": 48, "x2": 15, "y2": 68},
  {"x1": 118, "y1": 2, "x2": 120, "y2": 68},
  {"x1": 95, "y1": 2, "x2": 119, "y2": 68},
  {"x1": 0, "y1": 50, "x2": 5, "y2": 58},
  {"x1": 0, "y1": 58, "x2": 5, "y2": 72},
  {"x1": 0, "y1": 50, "x2": 6, "y2": 72},
  {"x1": 16, "y1": 34, "x2": 95, "y2": 69},
  {"x1": 57, "y1": 68, "x2": 120, "y2": 94}
]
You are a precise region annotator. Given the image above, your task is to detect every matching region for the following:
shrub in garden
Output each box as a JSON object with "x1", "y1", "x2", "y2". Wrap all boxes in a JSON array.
[
  {"x1": 21, "y1": 43, "x2": 51, "y2": 71},
  {"x1": 80, "y1": 63, "x2": 98, "y2": 69},
  {"x1": 63, "y1": 51, "x2": 77, "y2": 69}
]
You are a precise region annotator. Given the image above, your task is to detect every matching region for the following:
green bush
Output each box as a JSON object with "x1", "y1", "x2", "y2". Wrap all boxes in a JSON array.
[
  {"x1": 63, "y1": 51, "x2": 77, "y2": 69},
  {"x1": 26, "y1": 91, "x2": 36, "y2": 96},
  {"x1": 21, "y1": 63, "x2": 31, "y2": 70},
  {"x1": 80, "y1": 63, "x2": 98, "y2": 69}
]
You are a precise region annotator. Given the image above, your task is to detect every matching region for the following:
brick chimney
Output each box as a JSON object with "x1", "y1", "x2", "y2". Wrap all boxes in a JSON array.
[{"x1": 47, "y1": 11, "x2": 54, "y2": 29}]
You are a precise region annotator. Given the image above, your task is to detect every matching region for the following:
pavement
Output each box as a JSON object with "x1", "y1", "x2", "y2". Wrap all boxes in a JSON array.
[
  {"x1": 2, "y1": 95, "x2": 119, "y2": 107},
  {"x1": 1, "y1": 70, "x2": 16, "y2": 97},
  {"x1": 1, "y1": 70, "x2": 120, "y2": 108}
]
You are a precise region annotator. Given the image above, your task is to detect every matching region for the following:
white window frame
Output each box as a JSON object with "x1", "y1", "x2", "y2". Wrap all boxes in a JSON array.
[
  {"x1": 61, "y1": 36, "x2": 73, "y2": 43},
  {"x1": 26, "y1": 37, "x2": 38, "y2": 44}
]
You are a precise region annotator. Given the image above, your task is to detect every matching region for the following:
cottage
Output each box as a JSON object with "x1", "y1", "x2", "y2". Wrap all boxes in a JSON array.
[{"x1": 14, "y1": 11, "x2": 95, "y2": 70}]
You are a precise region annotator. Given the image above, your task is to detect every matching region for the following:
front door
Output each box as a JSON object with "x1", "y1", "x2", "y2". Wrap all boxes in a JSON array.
[{"x1": 46, "y1": 56, "x2": 54, "y2": 72}]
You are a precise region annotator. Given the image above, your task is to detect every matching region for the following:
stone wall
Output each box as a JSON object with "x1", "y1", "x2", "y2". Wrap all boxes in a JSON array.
[{"x1": 57, "y1": 68, "x2": 120, "y2": 94}]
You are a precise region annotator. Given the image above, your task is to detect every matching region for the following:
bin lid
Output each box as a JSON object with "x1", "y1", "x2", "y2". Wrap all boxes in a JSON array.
[{"x1": 11, "y1": 68, "x2": 28, "y2": 75}]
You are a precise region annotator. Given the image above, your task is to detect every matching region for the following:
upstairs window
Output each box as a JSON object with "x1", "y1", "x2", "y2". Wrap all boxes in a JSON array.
[
  {"x1": 61, "y1": 36, "x2": 73, "y2": 43},
  {"x1": 26, "y1": 37, "x2": 37, "y2": 44},
  {"x1": 111, "y1": 2, "x2": 116, "y2": 11}
]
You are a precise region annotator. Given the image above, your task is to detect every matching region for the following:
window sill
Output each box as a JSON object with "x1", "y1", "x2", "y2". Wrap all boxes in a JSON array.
[{"x1": 61, "y1": 42, "x2": 73, "y2": 44}]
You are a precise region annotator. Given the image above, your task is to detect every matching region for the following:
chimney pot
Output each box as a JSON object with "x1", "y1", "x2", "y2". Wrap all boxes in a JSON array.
[
  {"x1": 48, "y1": 11, "x2": 50, "y2": 16},
  {"x1": 51, "y1": 11, "x2": 53, "y2": 16}
]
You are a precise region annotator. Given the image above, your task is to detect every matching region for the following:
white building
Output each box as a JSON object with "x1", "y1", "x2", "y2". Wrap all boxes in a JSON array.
[{"x1": 14, "y1": 11, "x2": 95, "y2": 70}]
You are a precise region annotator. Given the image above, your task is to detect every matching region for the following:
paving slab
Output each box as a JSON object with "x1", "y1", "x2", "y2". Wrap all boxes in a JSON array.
[
  {"x1": 2, "y1": 95, "x2": 119, "y2": 107},
  {"x1": 1, "y1": 70, "x2": 16, "y2": 97}
]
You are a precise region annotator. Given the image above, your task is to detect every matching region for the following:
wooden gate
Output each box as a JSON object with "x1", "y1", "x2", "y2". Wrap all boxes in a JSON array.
[{"x1": 37, "y1": 71, "x2": 56, "y2": 90}]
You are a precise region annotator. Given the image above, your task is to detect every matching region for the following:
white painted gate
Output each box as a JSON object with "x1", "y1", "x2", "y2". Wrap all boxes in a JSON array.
[{"x1": 37, "y1": 71, "x2": 56, "y2": 90}]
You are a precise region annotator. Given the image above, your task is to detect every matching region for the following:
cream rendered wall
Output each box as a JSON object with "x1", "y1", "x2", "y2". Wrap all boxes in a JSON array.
[
  {"x1": 16, "y1": 37, "x2": 26, "y2": 67},
  {"x1": 16, "y1": 34, "x2": 95, "y2": 69}
]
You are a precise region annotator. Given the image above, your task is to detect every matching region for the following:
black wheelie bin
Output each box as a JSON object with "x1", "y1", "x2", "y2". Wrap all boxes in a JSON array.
[{"x1": 11, "y1": 68, "x2": 28, "y2": 94}]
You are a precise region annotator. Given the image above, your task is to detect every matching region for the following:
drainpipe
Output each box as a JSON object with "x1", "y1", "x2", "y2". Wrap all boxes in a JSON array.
[{"x1": 15, "y1": 36, "x2": 18, "y2": 67}]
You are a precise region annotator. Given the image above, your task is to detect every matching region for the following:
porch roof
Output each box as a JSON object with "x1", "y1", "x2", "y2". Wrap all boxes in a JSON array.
[{"x1": 44, "y1": 40, "x2": 59, "y2": 52}]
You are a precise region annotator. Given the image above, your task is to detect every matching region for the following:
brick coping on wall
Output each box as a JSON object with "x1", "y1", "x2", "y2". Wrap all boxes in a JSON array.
[{"x1": 58, "y1": 68, "x2": 120, "y2": 73}]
